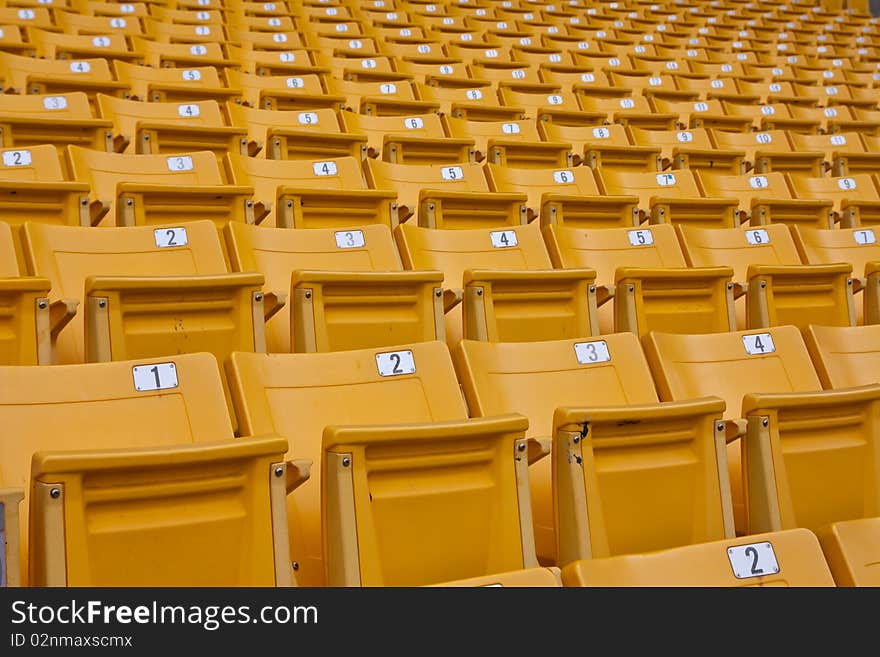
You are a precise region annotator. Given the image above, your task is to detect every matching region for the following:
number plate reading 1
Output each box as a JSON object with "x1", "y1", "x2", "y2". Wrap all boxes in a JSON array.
[
  {"x1": 167, "y1": 156, "x2": 194, "y2": 171},
  {"x1": 742, "y1": 333, "x2": 775, "y2": 355},
  {"x1": 553, "y1": 170, "x2": 574, "y2": 184},
  {"x1": 441, "y1": 166, "x2": 463, "y2": 180},
  {"x1": 746, "y1": 229, "x2": 770, "y2": 245},
  {"x1": 133, "y1": 363, "x2": 178, "y2": 391},
  {"x1": 728, "y1": 542, "x2": 779, "y2": 579},
  {"x1": 574, "y1": 340, "x2": 611, "y2": 364},
  {"x1": 178, "y1": 104, "x2": 200, "y2": 117},
  {"x1": 335, "y1": 230, "x2": 365, "y2": 249},
  {"x1": 313, "y1": 161, "x2": 337, "y2": 176},
  {"x1": 405, "y1": 117, "x2": 424, "y2": 129},
  {"x1": 628, "y1": 229, "x2": 653, "y2": 246},
  {"x1": 376, "y1": 350, "x2": 415, "y2": 377},
  {"x1": 2, "y1": 150, "x2": 31, "y2": 167},
  {"x1": 656, "y1": 173, "x2": 676, "y2": 186},
  {"x1": 154, "y1": 227, "x2": 188, "y2": 248},
  {"x1": 490, "y1": 230, "x2": 517, "y2": 248},
  {"x1": 43, "y1": 96, "x2": 67, "y2": 110},
  {"x1": 854, "y1": 230, "x2": 877, "y2": 245}
]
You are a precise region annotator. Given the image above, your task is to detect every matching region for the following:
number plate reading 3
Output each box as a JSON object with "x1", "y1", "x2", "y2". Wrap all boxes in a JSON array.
[
  {"x1": 133, "y1": 363, "x2": 178, "y2": 391},
  {"x1": 335, "y1": 230, "x2": 365, "y2": 249},
  {"x1": 167, "y1": 156, "x2": 193, "y2": 171},
  {"x1": 376, "y1": 351, "x2": 415, "y2": 377},
  {"x1": 743, "y1": 333, "x2": 775, "y2": 355},
  {"x1": 575, "y1": 340, "x2": 611, "y2": 364},
  {"x1": 490, "y1": 230, "x2": 517, "y2": 248},
  {"x1": 154, "y1": 227, "x2": 188, "y2": 248},
  {"x1": 728, "y1": 542, "x2": 779, "y2": 579}
]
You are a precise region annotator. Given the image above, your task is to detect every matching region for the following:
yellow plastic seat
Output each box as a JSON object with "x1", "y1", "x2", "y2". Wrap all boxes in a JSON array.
[
  {"x1": 543, "y1": 222, "x2": 734, "y2": 336},
  {"x1": 0, "y1": 23, "x2": 29, "y2": 55},
  {"x1": 678, "y1": 223, "x2": 855, "y2": 330},
  {"x1": 721, "y1": 101, "x2": 820, "y2": 134},
  {"x1": 226, "y1": 69, "x2": 344, "y2": 111},
  {"x1": 225, "y1": 153, "x2": 396, "y2": 229},
  {"x1": 55, "y1": 10, "x2": 145, "y2": 36},
  {"x1": 339, "y1": 111, "x2": 474, "y2": 163},
  {"x1": 610, "y1": 70, "x2": 693, "y2": 102},
  {"x1": 416, "y1": 81, "x2": 523, "y2": 122},
  {"x1": 96, "y1": 95, "x2": 247, "y2": 158},
  {"x1": 805, "y1": 324, "x2": 880, "y2": 388},
  {"x1": 145, "y1": 19, "x2": 230, "y2": 45},
  {"x1": 67, "y1": 146, "x2": 256, "y2": 227},
  {"x1": 396, "y1": 56, "x2": 470, "y2": 84},
  {"x1": 0, "y1": 7, "x2": 62, "y2": 32},
  {"x1": 789, "y1": 131, "x2": 880, "y2": 177},
  {"x1": 496, "y1": 83, "x2": 582, "y2": 119},
  {"x1": 628, "y1": 126, "x2": 744, "y2": 173},
  {"x1": 442, "y1": 115, "x2": 572, "y2": 167},
  {"x1": 114, "y1": 61, "x2": 239, "y2": 104},
  {"x1": 576, "y1": 94, "x2": 678, "y2": 129},
  {"x1": 228, "y1": 342, "x2": 556, "y2": 586},
  {"x1": 364, "y1": 159, "x2": 528, "y2": 228},
  {"x1": 25, "y1": 27, "x2": 137, "y2": 62},
  {"x1": 597, "y1": 168, "x2": 740, "y2": 228},
  {"x1": 227, "y1": 44, "x2": 324, "y2": 77},
  {"x1": 394, "y1": 221, "x2": 598, "y2": 345},
  {"x1": 470, "y1": 60, "x2": 541, "y2": 85},
  {"x1": 224, "y1": 221, "x2": 443, "y2": 352},
  {"x1": 0, "y1": 353, "x2": 297, "y2": 587},
  {"x1": 0, "y1": 52, "x2": 128, "y2": 104},
  {"x1": 133, "y1": 37, "x2": 234, "y2": 70},
  {"x1": 709, "y1": 129, "x2": 824, "y2": 178},
  {"x1": 484, "y1": 162, "x2": 639, "y2": 226},
  {"x1": 324, "y1": 76, "x2": 439, "y2": 116},
  {"x1": 547, "y1": 122, "x2": 663, "y2": 172},
  {"x1": 788, "y1": 174, "x2": 880, "y2": 227},
  {"x1": 651, "y1": 97, "x2": 753, "y2": 131}
]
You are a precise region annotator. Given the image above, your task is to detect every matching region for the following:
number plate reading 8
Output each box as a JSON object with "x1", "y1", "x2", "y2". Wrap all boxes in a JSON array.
[
  {"x1": 404, "y1": 117, "x2": 424, "y2": 129},
  {"x1": 490, "y1": 230, "x2": 517, "y2": 248},
  {"x1": 746, "y1": 229, "x2": 769, "y2": 245},
  {"x1": 313, "y1": 161, "x2": 338, "y2": 176},
  {"x1": 574, "y1": 340, "x2": 611, "y2": 364},
  {"x1": 154, "y1": 227, "x2": 188, "y2": 248},
  {"x1": 441, "y1": 166, "x2": 463, "y2": 180},
  {"x1": 592, "y1": 127, "x2": 610, "y2": 139},
  {"x1": 728, "y1": 542, "x2": 779, "y2": 579},
  {"x1": 2, "y1": 150, "x2": 31, "y2": 167},
  {"x1": 178, "y1": 104, "x2": 200, "y2": 117},
  {"x1": 133, "y1": 363, "x2": 178, "y2": 391},
  {"x1": 749, "y1": 176, "x2": 768, "y2": 189},
  {"x1": 43, "y1": 96, "x2": 67, "y2": 110},
  {"x1": 742, "y1": 333, "x2": 775, "y2": 355},
  {"x1": 376, "y1": 350, "x2": 415, "y2": 377},
  {"x1": 854, "y1": 230, "x2": 877, "y2": 245},
  {"x1": 335, "y1": 230, "x2": 365, "y2": 249},
  {"x1": 628, "y1": 229, "x2": 653, "y2": 246}
]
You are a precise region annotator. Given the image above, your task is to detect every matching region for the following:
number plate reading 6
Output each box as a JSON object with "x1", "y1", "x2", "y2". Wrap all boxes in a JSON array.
[
  {"x1": 441, "y1": 166, "x2": 463, "y2": 180},
  {"x1": 313, "y1": 161, "x2": 338, "y2": 176},
  {"x1": 376, "y1": 350, "x2": 415, "y2": 377},
  {"x1": 743, "y1": 333, "x2": 775, "y2": 355},
  {"x1": 553, "y1": 170, "x2": 574, "y2": 184},
  {"x1": 855, "y1": 229, "x2": 877, "y2": 245},
  {"x1": 178, "y1": 104, "x2": 200, "y2": 117},
  {"x1": 133, "y1": 363, "x2": 178, "y2": 391},
  {"x1": 2, "y1": 150, "x2": 31, "y2": 167},
  {"x1": 286, "y1": 77, "x2": 304, "y2": 88},
  {"x1": 746, "y1": 229, "x2": 769, "y2": 245},
  {"x1": 574, "y1": 340, "x2": 611, "y2": 364},
  {"x1": 628, "y1": 229, "x2": 653, "y2": 246},
  {"x1": 728, "y1": 542, "x2": 779, "y2": 579},
  {"x1": 335, "y1": 230, "x2": 365, "y2": 249},
  {"x1": 167, "y1": 156, "x2": 194, "y2": 171},
  {"x1": 405, "y1": 117, "x2": 424, "y2": 129},
  {"x1": 154, "y1": 227, "x2": 188, "y2": 248},
  {"x1": 490, "y1": 230, "x2": 517, "y2": 248}
]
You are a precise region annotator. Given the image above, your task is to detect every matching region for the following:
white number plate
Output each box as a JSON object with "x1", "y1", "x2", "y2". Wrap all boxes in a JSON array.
[
  {"x1": 154, "y1": 227, "x2": 188, "y2": 248},
  {"x1": 133, "y1": 363, "x2": 179, "y2": 391},
  {"x1": 838, "y1": 177, "x2": 857, "y2": 190},
  {"x1": 574, "y1": 340, "x2": 611, "y2": 364},
  {"x1": 335, "y1": 230, "x2": 365, "y2": 249},
  {"x1": 749, "y1": 176, "x2": 768, "y2": 189},
  {"x1": 182, "y1": 69, "x2": 201, "y2": 81},
  {"x1": 405, "y1": 117, "x2": 424, "y2": 129},
  {"x1": 677, "y1": 131, "x2": 693, "y2": 143},
  {"x1": 501, "y1": 123, "x2": 520, "y2": 135},
  {"x1": 298, "y1": 112, "x2": 318, "y2": 125},
  {"x1": 854, "y1": 230, "x2": 877, "y2": 245},
  {"x1": 628, "y1": 229, "x2": 653, "y2": 246},
  {"x1": 178, "y1": 104, "x2": 200, "y2": 117},
  {"x1": 376, "y1": 350, "x2": 416, "y2": 377},
  {"x1": 313, "y1": 161, "x2": 338, "y2": 176},
  {"x1": 742, "y1": 333, "x2": 775, "y2": 355},
  {"x1": 553, "y1": 170, "x2": 574, "y2": 184},
  {"x1": 656, "y1": 173, "x2": 676, "y2": 186},
  {"x1": 43, "y1": 96, "x2": 67, "y2": 110},
  {"x1": 592, "y1": 127, "x2": 610, "y2": 139},
  {"x1": 441, "y1": 166, "x2": 463, "y2": 180},
  {"x1": 70, "y1": 61, "x2": 91, "y2": 73},
  {"x1": 728, "y1": 542, "x2": 779, "y2": 579},
  {"x1": 490, "y1": 230, "x2": 518, "y2": 248},
  {"x1": 167, "y1": 156, "x2": 194, "y2": 171},
  {"x1": 746, "y1": 229, "x2": 770, "y2": 245},
  {"x1": 2, "y1": 150, "x2": 31, "y2": 166}
]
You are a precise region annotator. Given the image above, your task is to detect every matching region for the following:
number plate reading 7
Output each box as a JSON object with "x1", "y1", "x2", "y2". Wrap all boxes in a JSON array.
[
  {"x1": 854, "y1": 230, "x2": 876, "y2": 245},
  {"x1": 335, "y1": 230, "x2": 365, "y2": 249},
  {"x1": 490, "y1": 230, "x2": 517, "y2": 248},
  {"x1": 376, "y1": 350, "x2": 415, "y2": 377},
  {"x1": 742, "y1": 333, "x2": 775, "y2": 355},
  {"x1": 728, "y1": 542, "x2": 779, "y2": 579},
  {"x1": 574, "y1": 340, "x2": 611, "y2": 364},
  {"x1": 133, "y1": 363, "x2": 178, "y2": 391},
  {"x1": 154, "y1": 227, "x2": 188, "y2": 248}
]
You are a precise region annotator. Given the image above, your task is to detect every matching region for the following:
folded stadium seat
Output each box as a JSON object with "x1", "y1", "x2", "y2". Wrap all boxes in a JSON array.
[
  {"x1": 225, "y1": 152, "x2": 396, "y2": 228},
  {"x1": 733, "y1": 79, "x2": 806, "y2": 106},
  {"x1": 608, "y1": 70, "x2": 695, "y2": 102},
  {"x1": 304, "y1": 31, "x2": 380, "y2": 57},
  {"x1": 788, "y1": 131, "x2": 880, "y2": 176},
  {"x1": 709, "y1": 128, "x2": 825, "y2": 178},
  {"x1": 224, "y1": 222, "x2": 443, "y2": 352},
  {"x1": 56, "y1": 9, "x2": 147, "y2": 35},
  {"x1": 320, "y1": 53, "x2": 401, "y2": 83},
  {"x1": 721, "y1": 101, "x2": 821, "y2": 133},
  {"x1": 542, "y1": 222, "x2": 735, "y2": 336},
  {"x1": 364, "y1": 159, "x2": 528, "y2": 228},
  {"x1": 24, "y1": 27, "x2": 139, "y2": 62},
  {"x1": 596, "y1": 168, "x2": 741, "y2": 228},
  {"x1": 644, "y1": 326, "x2": 880, "y2": 586},
  {"x1": 544, "y1": 122, "x2": 662, "y2": 171},
  {"x1": 227, "y1": 343, "x2": 562, "y2": 586},
  {"x1": 113, "y1": 61, "x2": 240, "y2": 105},
  {"x1": 0, "y1": 353, "x2": 298, "y2": 587},
  {"x1": 650, "y1": 97, "x2": 753, "y2": 131},
  {"x1": 0, "y1": 7, "x2": 60, "y2": 32},
  {"x1": 227, "y1": 43, "x2": 327, "y2": 77},
  {"x1": 677, "y1": 223, "x2": 855, "y2": 330},
  {"x1": 75, "y1": 1, "x2": 151, "y2": 17},
  {"x1": 416, "y1": 80, "x2": 524, "y2": 121},
  {"x1": 324, "y1": 77, "x2": 440, "y2": 116},
  {"x1": 0, "y1": 52, "x2": 128, "y2": 105},
  {"x1": 793, "y1": 80, "x2": 877, "y2": 109},
  {"x1": 96, "y1": 95, "x2": 248, "y2": 158},
  {"x1": 510, "y1": 43, "x2": 572, "y2": 67},
  {"x1": 538, "y1": 65, "x2": 621, "y2": 99},
  {"x1": 671, "y1": 75, "x2": 749, "y2": 104},
  {"x1": 469, "y1": 59, "x2": 543, "y2": 86},
  {"x1": 792, "y1": 224, "x2": 880, "y2": 324},
  {"x1": 394, "y1": 221, "x2": 598, "y2": 346},
  {"x1": 395, "y1": 56, "x2": 471, "y2": 84},
  {"x1": 576, "y1": 94, "x2": 679, "y2": 129},
  {"x1": 787, "y1": 173, "x2": 880, "y2": 228},
  {"x1": 453, "y1": 334, "x2": 835, "y2": 585},
  {"x1": 496, "y1": 82, "x2": 586, "y2": 121},
  {"x1": 627, "y1": 126, "x2": 745, "y2": 172},
  {"x1": 225, "y1": 69, "x2": 345, "y2": 111},
  {"x1": 804, "y1": 324, "x2": 880, "y2": 389},
  {"x1": 66, "y1": 146, "x2": 257, "y2": 227},
  {"x1": 133, "y1": 38, "x2": 236, "y2": 70},
  {"x1": 226, "y1": 104, "x2": 366, "y2": 160},
  {"x1": 0, "y1": 24, "x2": 30, "y2": 55},
  {"x1": 228, "y1": 14, "x2": 299, "y2": 36},
  {"x1": 380, "y1": 38, "x2": 447, "y2": 61},
  {"x1": 484, "y1": 162, "x2": 640, "y2": 226},
  {"x1": 145, "y1": 18, "x2": 231, "y2": 45},
  {"x1": 0, "y1": 92, "x2": 112, "y2": 156},
  {"x1": 442, "y1": 115, "x2": 572, "y2": 167},
  {"x1": 338, "y1": 111, "x2": 475, "y2": 163},
  {"x1": 696, "y1": 170, "x2": 835, "y2": 228}
]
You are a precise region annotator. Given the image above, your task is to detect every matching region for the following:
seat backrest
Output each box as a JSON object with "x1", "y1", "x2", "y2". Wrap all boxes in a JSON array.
[
  {"x1": 804, "y1": 324, "x2": 880, "y2": 389},
  {"x1": 543, "y1": 222, "x2": 687, "y2": 282},
  {"x1": 225, "y1": 104, "x2": 346, "y2": 150},
  {"x1": 364, "y1": 159, "x2": 489, "y2": 216},
  {"x1": 114, "y1": 60, "x2": 224, "y2": 89},
  {"x1": 678, "y1": 224, "x2": 803, "y2": 281},
  {"x1": 644, "y1": 325, "x2": 822, "y2": 420},
  {"x1": 789, "y1": 131, "x2": 866, "y2": 158},
  {"x1": 792, "y1": 224, "x2": 880, "y2": 275},
  {"x1": 22, "y1": 220, "x2": 228, "y2": 364},
  {"x1": 226, "y1": 153, "x2": 367, "y2": 198},
  {"x1": 97, "y1": 95, "x2": 227, "y2": 135},
  {"x1": 628, "y1": 126, "x2": 716, "y2": 153},
  {"x1": 339, "y1": 110, "x2": 448, "y2": 150},
  {"x1": 0, "y1": 51, "x2": 115, "y2": 90},
  {"x1": 697, "y1": 171, "x2": 794, "y2": 209},
  {"x1": 710, "y1": 129, "x2": 794, "y2": 157},
  {"x1": 788, "y1": 173, "x2": 880, "y2": 210},
  {"x1": 597, "y1": 168, "x2": 702, "y2": 209},
  {"x1": 0, "y1": 144, "x2": 66, "y2": 182},
  {"x1": 227, "y1": 341, "x2": 468, "y2": 586},
  {"x1": 0, "y1": 92, "x2": 95, "y2": 122},
  {"x1": 484, "y1": 162, "x2": 600, "y2": 213}
]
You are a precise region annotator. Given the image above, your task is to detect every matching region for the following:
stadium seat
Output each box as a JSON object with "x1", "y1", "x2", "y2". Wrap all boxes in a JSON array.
[
  {"x1": 115, "y1": 61, "x2": 240, "y2": 104},
  {"x1": 652, "y1": 97, "x2": 753, "y2": 131},
  {"x1": 576, "y1": 94, "x2": 678, "y2": 129},
  {"x1": 804, "y1": 324, "x2": 880, "y2": 388},
  {"x1": 415, "y1": 81, "x2": 525, "y2": 122},
  {"x1": 133, "y1": 37, "x2": 235, "y2": 70},
  {"x1": 224, "y1": 221, "x2": 443, "y2": 352},
  {"x1": 25, "y1": 28, "x2": 137, "y2": 63},
  {"x1": 0, "y1": 52, "x2": 128, "y2": 104},
  {"x1": 709, "y1": 129, "x2": 824, "y2": 178},
  {"x1": 394, "y1": 221, "x2": 598, "y2": 345},
  {"x1": 227, "y1": 342, "x2": 558, "y2": 586},
  {"x1": 442, "y1": 115, "x2": 572, "y2": 167},
  {"x1": 0, "y1": 353, "x2": 298, "y2": 586},
  {"x1": 787, "y1": 174, "x2": 880, "y2": 228},
  {"x1": 0, "y1": 92, "x2": 112, "y2": 155},
  {"x1": 627, "y1": 126, "x2": 744, "y2": 173},
  {"x1": 226, "y1": 69, "x2": 345, "y2": 111},
  {"x1": 789, "y1": 131, "x2": 880, "y2": 176},
  {"x1": 67, "y1": 146, "x2": 257, "y2": 227}
]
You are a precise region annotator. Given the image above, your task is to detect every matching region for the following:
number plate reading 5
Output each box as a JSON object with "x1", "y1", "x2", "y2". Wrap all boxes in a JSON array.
[
  {"x1": 154, "y1": 227, "x2": 188, "y2": 248},
  {"x1": 628, "y1": 229, "x2": 653, "y2": 246},
  {"x1": 441, "y1": 166, "x2": 463, "y2": 180},
  {"x1": 575, "y1": 340, "x2": 611, "y2": 364},
  {"x1": 728, "y1": 542, "x2": 779, "y2": 579},
  {"x1": 376, "y1": 350, "x2": 416, "y2": 377},
  {"x1": 743, "y1": 333, "x2": 775, "y2": 355},
  {"x1": 133, "y1": 363, "x2": 178, "y2": 391},
  {"x1": 335, "y1": 230, "x2": 365, "y2": 249},
  {"x1": 490, "y1": 230, "x2": 517, "y2": 248}
]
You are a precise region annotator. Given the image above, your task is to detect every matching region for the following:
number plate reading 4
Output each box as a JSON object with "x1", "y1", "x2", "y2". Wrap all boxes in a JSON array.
[
  {"x1": 728, "y1": 542, "x2": 779, "y2": 579},
  {"x1": 154, "y1": 227, "x2": 188, "y2": 248},
  {"x1": 133, "y1": 363, "x2": 178, "y2": 391},
  {"x1": 490, "y1": 230, "x2": 517, "y2": 248},
  {"x1": 575, "y1": 340, "x2": 611, "y2": 364},
  {"x1": 376, "y1": 350, "x2": 416, "y2": 377},
  {"x1": 743, "y1": 333, "x2": 775, "y2": 355}
]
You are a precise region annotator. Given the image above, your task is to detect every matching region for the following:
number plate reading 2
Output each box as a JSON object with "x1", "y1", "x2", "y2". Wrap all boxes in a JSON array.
[
  {"x1": 728, "y1": 542, "x2": 779, "y2": 579},
  {"x1": 335, "y1": 230, "x2": 365, "y2": 249},
  {"x1": 2, "y1": 150, "x2": 31, "y2": 167},
  {"x1": 154, "y1": 227, "x2": 188, "y2": 248},
  {"x1": 575, "y1": 340, "x2": 611, "y2": 364},
  {"x1": 742, "y1": 333, "x2": 775, "y2": 355},
  {"x1": 133, "y1": 363, "x2": 179, "y2": 391},
  {"x1": 490, "y1": 230, "x2": 517, "y2": 248},
  {"x1": 376, "y1": 350, "x2": 416, "y2": 377}
]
